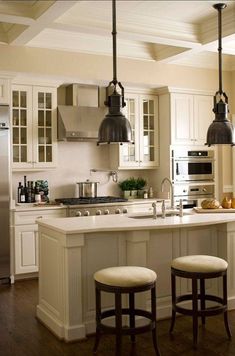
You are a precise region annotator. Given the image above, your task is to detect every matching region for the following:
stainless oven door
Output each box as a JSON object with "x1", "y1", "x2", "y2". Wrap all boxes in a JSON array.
[{"x1": 172, "y1": 159, "x2": 214, "y2": 182}]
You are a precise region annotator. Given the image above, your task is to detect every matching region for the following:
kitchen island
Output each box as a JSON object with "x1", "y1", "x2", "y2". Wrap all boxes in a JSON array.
[{"x1": 36, "y1": 210, "x2": 235, "y2": 341}]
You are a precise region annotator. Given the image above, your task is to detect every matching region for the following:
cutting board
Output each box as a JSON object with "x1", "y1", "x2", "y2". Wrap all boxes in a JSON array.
[{"x1": 194, "y1": 207, "x2": 235, "y2": 213}]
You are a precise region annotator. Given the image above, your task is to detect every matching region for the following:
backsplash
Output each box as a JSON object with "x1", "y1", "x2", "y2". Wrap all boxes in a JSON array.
[{"x1": 12, "y1": 141, "x2": 155, "y2": 202}]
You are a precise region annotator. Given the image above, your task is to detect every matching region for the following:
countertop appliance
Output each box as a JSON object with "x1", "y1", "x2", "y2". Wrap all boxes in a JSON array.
[
  {"x1": 55, "y1": 196, "x2": 132, "y2": 217},
  {"x1": 172, "y1": 148, "x2": 214, "y2": 182},
  {"x1": 0, "y1": 105, "x2": 10, "y2": 283}
]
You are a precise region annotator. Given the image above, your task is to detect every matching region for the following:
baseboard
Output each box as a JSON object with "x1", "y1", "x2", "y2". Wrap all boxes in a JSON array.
[{"x1": 36, "y1": 304, "x2": 86, "y2": 341}]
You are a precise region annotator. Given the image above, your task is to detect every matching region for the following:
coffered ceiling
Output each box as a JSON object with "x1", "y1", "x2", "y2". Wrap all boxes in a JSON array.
[{"x1": 0, "y1": 0, "x2": 235, "y2": 70}]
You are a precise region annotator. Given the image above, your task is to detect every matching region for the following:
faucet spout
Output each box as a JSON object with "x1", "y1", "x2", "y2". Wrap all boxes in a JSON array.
[{"x1": 161, "y1": 177, "x2": 174, "y2": 209}]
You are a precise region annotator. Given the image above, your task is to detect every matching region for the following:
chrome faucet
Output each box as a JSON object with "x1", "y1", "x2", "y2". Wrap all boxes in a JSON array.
[
  {"x1": 161, "y1": 177, "x2": 174, "y2": 209},
  {"x1": 152, "y1": 202, "x2": 157, "y2": 219}
]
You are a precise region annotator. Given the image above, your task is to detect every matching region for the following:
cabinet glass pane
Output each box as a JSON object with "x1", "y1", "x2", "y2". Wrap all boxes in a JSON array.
[
  {"x1": 21, "y1": 128, "x2": 27, "y2": 144},
  {"x1": 46, "y1": 128, "x2": 52, "y2": 144},
  {"x1": 20, "y1": 91, "x2": 27, "y2": 108},
  {"x1": 46, "y1": 111, "x2": 51, "y2": 126},
  {"x1": 21, "y1": 146, "x2": 27, "y2": 162},
  {"x1": 13, "y1": 109, "x2": 19, "y2": 126},
  {"x1": 46, "y1": 93, "x2": 52, "y2": 109},
  {"x1": 38, "y1": 92, "x2": 44, "y2": 108},
  {"x1": 38, "y1": 128, "x2": 44, "y2": 143},
  {"x1": 13, "y1": 91, "x2": 19, "y2": 107},
  {"x1": 143, "y1": 100, "x2": 148, "y2": 114},
  {"x1": 149, "y1": 116, "x2": 154, "y2": 130},
  {"x1": 149, "y1": 100, "x2": 154, "y2": 114},
  {"x1": 38, "y1": 146, "x2": 44, "y2": 162},
  {"x1": 13, "y1": 146, "x2": 19, "y2": 162},
  {"x1": 46, "y1": 146, "x2": 52, "y2": 162},
  {"x1": 122, "y1": 144, "x2": 135, "y2": 162},
  {"x1": 13, "y1": 128, "x2": 19, "y2": 144},
  {"x1": 38, "y1": 111, "x2": 44, "y2": 126},
  {"x1": 144, "y1": 115, "x2": 148, "y2": 130},
  {"x1": 20, "y1": 110, "x2": 27, "y2": 126}
]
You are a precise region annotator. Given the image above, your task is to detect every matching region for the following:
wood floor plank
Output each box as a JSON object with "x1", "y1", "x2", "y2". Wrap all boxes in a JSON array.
[{"x1": 0, "y1": 279, "x2": 235, "y2": 356}]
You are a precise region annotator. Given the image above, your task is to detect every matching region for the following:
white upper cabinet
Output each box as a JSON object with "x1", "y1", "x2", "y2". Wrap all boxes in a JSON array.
[
  {"x1": 170, "y1": 92, "x2": 214, "y2": 146},
  {"x1": 11, "y1": 84, "x2": 57, "y2": 170},
  {"x1": 110, "y1": 91, "x2": 159, "y2": 169},
  {"x1": 0, "y1": 78, "x2": 10, "y2": 104}
]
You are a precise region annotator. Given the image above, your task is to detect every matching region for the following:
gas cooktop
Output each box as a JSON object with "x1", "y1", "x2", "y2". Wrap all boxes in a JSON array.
[{"x1": 55, "y1": 196, "x2": 128, "y2": 205}]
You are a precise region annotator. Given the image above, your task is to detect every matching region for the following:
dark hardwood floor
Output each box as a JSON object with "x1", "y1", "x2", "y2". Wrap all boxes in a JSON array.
[{"x1": 0, "y1": 279, "x2": 235, "y2": 356}]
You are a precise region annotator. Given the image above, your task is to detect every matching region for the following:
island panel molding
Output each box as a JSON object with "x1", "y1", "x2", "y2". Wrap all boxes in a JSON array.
[{"x1": 37, "y1": 212, "x2": 235, "y2": 341}]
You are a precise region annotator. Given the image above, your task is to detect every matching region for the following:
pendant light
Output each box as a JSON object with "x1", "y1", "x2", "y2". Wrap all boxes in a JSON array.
[
  {"x1": 206, "y1": 3, "x2": 234, "y2": 146},
  {"x1": 97, "y1": 0, "x2": 132, "y2": 145}
]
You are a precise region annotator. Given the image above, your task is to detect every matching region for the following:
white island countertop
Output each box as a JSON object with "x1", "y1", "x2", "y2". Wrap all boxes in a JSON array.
[{"x1": 37, "y1": 209, "x2": 235, "y2": 235}]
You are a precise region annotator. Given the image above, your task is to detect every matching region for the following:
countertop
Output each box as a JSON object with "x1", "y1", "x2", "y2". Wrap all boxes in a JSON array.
[
  {"x1": 37, "y1": 209, "x2": 235, "y2": 235},
  {"x1": 11, "y1": 198, "x2": 160, "y2": 211}
]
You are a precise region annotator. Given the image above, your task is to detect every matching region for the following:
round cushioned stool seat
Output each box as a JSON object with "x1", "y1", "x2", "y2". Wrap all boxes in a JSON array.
[
  {"x1": 171, "y1": 255, "x2": 228, "y2": 273},
  {"x1": 94, "y1": 266, "x2": 157, "y2": 287}
]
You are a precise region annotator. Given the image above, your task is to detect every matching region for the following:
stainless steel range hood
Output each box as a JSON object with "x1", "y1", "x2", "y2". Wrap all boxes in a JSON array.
[{"x1": 57, "y1": 84, "x2": 107, "y2": 141}]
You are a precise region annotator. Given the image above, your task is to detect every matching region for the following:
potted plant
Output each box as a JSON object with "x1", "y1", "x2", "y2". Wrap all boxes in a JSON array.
[
  {"x1": 136, "y1": 177, "x2": 147, "y2": 198},
  {"x1": 118, "y1": 177, "x2": 146, "y2": 199},
  {"x1": 118, "y1": 177, "x2": 137, "y2": 198}
]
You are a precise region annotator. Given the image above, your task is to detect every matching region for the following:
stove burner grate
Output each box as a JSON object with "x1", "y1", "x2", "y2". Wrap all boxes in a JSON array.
[{"x1": 55, "y1": 196, "x2": 128, "y2": 205}]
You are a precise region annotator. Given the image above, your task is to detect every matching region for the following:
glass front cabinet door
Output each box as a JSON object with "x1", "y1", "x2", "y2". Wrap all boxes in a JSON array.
[
  {"x1": 12, "y1": 85, "x2": 57, "y2": 170},
  {"x1": 118, "y1": 93, "x2": 159, "y2": 169}
]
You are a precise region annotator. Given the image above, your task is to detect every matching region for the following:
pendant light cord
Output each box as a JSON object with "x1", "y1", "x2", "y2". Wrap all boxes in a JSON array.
[
  {"x1": 217, "y1": 5, "x2": 223, "y2": 94},
  {"x1": 214, "y1": 3, "x2": 226, "y2": 95},
  {"x1": 112, "y1": 0, "x2": 117, "y2": 86}
]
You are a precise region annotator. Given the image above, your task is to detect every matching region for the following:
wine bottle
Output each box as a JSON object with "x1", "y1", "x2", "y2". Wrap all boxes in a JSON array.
[
  {"x1": 20, "y1": 185, "x2": 26, "y2": 203},
  {"x1": 17, "y1": 182, "x2": 22, "y2": 203},
  {"x1": 34, "y1": 182, "x2": 41, "y2": 203}
]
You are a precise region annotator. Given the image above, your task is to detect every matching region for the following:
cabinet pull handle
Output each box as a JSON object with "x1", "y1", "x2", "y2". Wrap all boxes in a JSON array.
[{"x1": 36, "y1": 216, "x2": 43, "y2": 219}]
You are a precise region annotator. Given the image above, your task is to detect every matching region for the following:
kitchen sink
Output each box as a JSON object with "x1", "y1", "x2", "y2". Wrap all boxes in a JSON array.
[{"x1": 128, "y1": 210, "x2": 192, "y2": 219}]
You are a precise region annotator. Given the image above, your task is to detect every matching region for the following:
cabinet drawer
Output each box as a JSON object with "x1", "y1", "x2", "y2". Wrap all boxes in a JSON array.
[{"x1": 13, "y1": 208, "x2": 67, "y2": 225}]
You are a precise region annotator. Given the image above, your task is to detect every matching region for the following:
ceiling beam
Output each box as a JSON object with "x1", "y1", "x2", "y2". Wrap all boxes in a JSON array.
[{"x1": 9, "y1": 1, "x2": 77, "y2": 45}]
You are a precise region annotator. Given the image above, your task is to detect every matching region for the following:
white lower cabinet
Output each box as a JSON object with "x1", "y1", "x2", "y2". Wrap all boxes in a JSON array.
[
  {"x1": 12, "y1": 208, "x2": 66, "y2": 277},
  {"x1": 14, "y1": 224, "x2": 38, "y2": 274}
]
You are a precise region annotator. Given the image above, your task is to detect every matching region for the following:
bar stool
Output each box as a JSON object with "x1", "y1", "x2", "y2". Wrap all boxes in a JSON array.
[
  {"x1": 170, "y1": 255, "x2": 231, "y2": 348},
  {"x1": 93, "y1": 266, "x2": 161, "y2": 356}
]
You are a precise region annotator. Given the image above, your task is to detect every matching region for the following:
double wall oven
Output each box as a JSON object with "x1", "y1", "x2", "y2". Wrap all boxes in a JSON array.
[{"x1": 172, "y1": 148, "x2": 215, "y2": 208}]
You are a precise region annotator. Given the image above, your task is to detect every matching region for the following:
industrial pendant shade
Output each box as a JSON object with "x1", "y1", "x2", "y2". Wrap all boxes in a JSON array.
[
  {"x1": 206, "y1": 3, "x2": 234, "y2": 146},
  {"x1": 97, "y1": 0, "x2": 132, "y2": 145}
]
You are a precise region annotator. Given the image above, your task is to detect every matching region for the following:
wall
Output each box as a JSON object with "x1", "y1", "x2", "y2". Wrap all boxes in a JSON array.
[
  {"x1": 0, "y1": 44, "x2": 232, "y2": 200},
  {"x1": 12, "y1": 142, "x2": 152, "y2": 202}
]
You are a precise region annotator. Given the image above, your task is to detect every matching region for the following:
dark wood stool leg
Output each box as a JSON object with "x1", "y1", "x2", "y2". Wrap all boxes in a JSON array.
[
  {"x1": 223, "y1": 273, "x2": 232, "y2": 339},
  {"x1": 169, "y1": 271, "x2": 176, "y2": 333},
  {"x1": 151, "y1": 285, "x2": 161, "y2": 356},
  {"x1": 115, "y1": 292, "x2": 122, "y2": 356},
  {"x1": 200, "y1": 278, "x2": 206, "y2": 325},
  {"x1": 93, "y1": 287, "x2": 101, "y2": 353},
  {"x1": 192, "y1": 277, "x2": 198, "y2": 348},
  {"x1": 129, "y1": 292, "x2": 136, "y2": 343}
]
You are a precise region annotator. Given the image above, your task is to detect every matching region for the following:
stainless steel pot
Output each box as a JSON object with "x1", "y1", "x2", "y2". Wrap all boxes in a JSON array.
[{"x1": 76, "y1": 179, "x2": 99, "y2": 198}]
